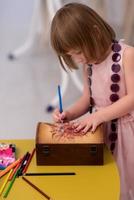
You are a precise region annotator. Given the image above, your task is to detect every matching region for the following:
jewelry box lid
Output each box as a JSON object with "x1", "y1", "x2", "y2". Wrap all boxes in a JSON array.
[{"x1": 36, "y1": 122, "x2": 104, "y2": 144}]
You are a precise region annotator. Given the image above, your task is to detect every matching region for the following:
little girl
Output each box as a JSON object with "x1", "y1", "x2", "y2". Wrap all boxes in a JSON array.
[{"x1": 50, "y1": 3, "x2": 134, "y2": 200}]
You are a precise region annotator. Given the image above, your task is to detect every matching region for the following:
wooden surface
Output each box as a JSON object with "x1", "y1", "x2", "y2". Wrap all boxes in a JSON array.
[{"x1": 0, "y1": 139, "x2": 120, "y2": 200}]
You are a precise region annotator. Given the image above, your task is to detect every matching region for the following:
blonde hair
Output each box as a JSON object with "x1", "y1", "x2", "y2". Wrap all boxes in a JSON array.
[{"x1": 51, "y1": 3, "x2": 116, "y2": 70}]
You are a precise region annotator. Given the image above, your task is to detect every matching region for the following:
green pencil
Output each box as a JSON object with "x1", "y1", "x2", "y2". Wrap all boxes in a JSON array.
[{"x1": 3, "y1": 168, "x2": 20, "y2": 198}]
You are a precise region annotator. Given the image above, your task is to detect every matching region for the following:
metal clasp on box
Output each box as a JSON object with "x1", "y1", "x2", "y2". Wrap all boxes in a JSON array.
[{"x1": 43, "y1": 145, "x2": 50, "y2": 156}]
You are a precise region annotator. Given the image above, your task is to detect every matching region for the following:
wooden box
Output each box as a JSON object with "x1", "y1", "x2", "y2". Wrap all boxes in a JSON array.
[{"x1": 36, "y1": 122, "x2": 104, "y2": 165}]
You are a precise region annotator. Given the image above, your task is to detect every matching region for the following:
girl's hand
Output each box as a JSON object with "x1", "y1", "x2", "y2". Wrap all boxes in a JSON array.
[
  {"x1": 52, "y1": 108, "x2": 68, "y2": 123},
  {"x1": 73, "y1": 112, "x2": 103, "y2": 133}
]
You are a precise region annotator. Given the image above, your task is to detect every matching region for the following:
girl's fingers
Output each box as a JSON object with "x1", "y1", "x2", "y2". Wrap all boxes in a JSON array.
[
  {"x1": 75, "y1": 123, "x2": 85, "y2": 132},
  {"x1": 72, "y1": 120, "x2": 79, "y2": 128},
  {"x1": 53, "y1": 112, "x2": 59, "y2": 119},
  {"x1": 82, "y1": 125, "x2": 90, "y2": 133},
  {"x1": 91, "y1": 124, "x2": 97, "y2": 133},
  {"x1": 60, "y1": 112, "x2": 66, "y2": 119},
  {"x1": 82, "y1": 123, "x2": 97, "y2": 133},
  {"x1": 54, "y1": 117, "x2": 61, "y2": 123},
  {"x1": 53, "y1": 110, "x2": 61, "y2": 122}
]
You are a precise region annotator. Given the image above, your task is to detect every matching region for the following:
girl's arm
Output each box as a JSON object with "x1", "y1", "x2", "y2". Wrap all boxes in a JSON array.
[
  {"x1": 73, "y1": 46, "x2": 134, "y2": 133},
  {"x1": 97, "y1": 46, "x2": 134, "y2": 122},
  {"x1": 66, "y1": 65, "x2": 90, "y2": 121}
]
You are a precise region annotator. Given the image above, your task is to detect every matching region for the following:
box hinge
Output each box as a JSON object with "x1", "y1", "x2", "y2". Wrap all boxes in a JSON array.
[
  {"x1": 89, "y1": 145, "x2": 97, "y2": 155},
  {"x1": 43, "y1": 145, "x2": 50, "y2": 156}
]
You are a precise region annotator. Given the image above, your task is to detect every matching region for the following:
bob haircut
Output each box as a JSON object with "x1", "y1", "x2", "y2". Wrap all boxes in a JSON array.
[{"x1": 51, "y1": 3, "x2": 116, "y2": 70}]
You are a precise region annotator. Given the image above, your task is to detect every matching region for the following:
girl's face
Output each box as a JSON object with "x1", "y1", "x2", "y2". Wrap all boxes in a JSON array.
[{"x1": 67, "y1": 50, "x2": 89, "y2": 64}]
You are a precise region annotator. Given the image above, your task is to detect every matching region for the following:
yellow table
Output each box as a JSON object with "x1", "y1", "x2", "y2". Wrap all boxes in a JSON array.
[{"x1": 0, "y1": 140, "x2": 120, "y2": 200}]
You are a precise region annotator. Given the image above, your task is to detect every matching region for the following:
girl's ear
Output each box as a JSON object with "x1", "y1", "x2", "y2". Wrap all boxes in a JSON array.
[{"x1": 93, "y1": 25, "x2": 101, "y2": 40}]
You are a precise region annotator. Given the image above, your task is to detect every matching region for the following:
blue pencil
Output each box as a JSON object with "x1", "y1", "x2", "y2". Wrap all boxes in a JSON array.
[{"x1": 58, "y1": 85, "x2": 63, "y2": 113}]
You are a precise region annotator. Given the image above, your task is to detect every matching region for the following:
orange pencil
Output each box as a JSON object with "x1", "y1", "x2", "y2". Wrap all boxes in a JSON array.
[
  {"x1": 8, "y1": 162, "x2": 21, "y2": 181},
  {"x1": 0, "y1": 158, "x2": 21, "y2": 178},
  {"x1": 22, "y1": 148, "x2": 35, "y2": 174}
]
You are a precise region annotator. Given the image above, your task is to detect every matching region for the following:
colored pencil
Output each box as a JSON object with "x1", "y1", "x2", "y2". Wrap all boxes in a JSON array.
[
  {"x1": 3, "y1": 168, "x2": 20, "y2": 198},
  {"x1": 0, "y1": 158, "x2": 21, "y2": 178},
  {"x1": 25, "y1": 172, "x2": 76, "y2": 176},
  {"x1": 18, "y1": 152, "x2": 31, "y2": 176},
  {"x1": 58, "y1": 85, "x2": 63, "y2": 113},
  {"x1": 0, "y1": 169, "x2": 13, "y2": 195},
  {"x1": 22, "y1": 177, "x2": 51, "y2": 200},
  {"x1": 22, "y1": 148, "x2": 35, "y2": 174},
  {"x1": 8, "y1": 162, "x2": 21, "y2": 181},
  {"x1": 17, "y1": 152, "x2": 30, "y2": 176}
]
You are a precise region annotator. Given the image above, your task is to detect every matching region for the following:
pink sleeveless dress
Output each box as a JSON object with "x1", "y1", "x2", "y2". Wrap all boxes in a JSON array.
[{"x1": 91, "y1": 41, "x2": 134, "y2": 200}]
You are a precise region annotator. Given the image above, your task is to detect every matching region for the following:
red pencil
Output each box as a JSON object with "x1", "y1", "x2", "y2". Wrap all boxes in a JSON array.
[
  {"x1": 22, "y1": 177, "x2": 51, "y2": 200},
  {"x1": 22, "y1": 148, "x2": 35, "y2": 174}
]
